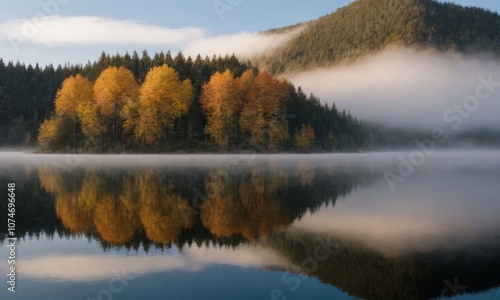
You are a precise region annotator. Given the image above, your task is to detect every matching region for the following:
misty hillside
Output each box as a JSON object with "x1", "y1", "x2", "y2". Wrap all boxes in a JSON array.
[{"x1": 256, "y1": 0, "x2": 500, "y2": 74}]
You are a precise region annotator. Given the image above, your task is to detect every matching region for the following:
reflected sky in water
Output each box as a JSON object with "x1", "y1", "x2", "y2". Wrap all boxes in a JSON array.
[
  {"x1": 0, "y1": 150, "x2": 499, "y2": 300},
  {"x1": 294, "y1": 155, "x2": 500, "y2": 253}
]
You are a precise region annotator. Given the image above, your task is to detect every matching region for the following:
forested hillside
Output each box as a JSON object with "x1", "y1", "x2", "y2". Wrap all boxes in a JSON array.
[
  {"x1": 256, "y1": 0, "x2": 500, "y2": 74},
  {"x1": 0, "y1": 52, "x2": 367, "y2": 152}
]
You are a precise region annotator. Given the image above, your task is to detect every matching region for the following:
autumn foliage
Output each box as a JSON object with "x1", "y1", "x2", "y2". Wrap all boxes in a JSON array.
[
  {"x1": 38, "y1": 65, "x2": 293, "y2": 152},
  {"x1": 38, "y1": 74, "x2": 94, "y2": 151},
  {"x1": 39, "y1": 163, "x2": 320, "y2": 245},
  {"x1": 135, "y1": 65, "x2": 193, "y2": 145},
  {"x1": 294, "y1": 124, "x2": 316, "y2": 152},
  {"x1": 93, "y1": 66, "x2": 139, "y2": 145},
  {"x1": 200, "y1": 69, "x2": 240, "y2": 147},
  {"x1": 38, "y1": 65, "x2": 195, "y2": 151},
  {"x1": 238, "y1": 71, "x2": 290, "y2": 150},
  {"x1": 38, "y1": 56, "x2": 366, "y2": 152}
]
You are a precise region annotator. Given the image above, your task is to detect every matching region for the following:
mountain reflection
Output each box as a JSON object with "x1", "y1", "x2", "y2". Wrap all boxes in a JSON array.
[{"x1": 269, "y1": 229, "x2": 500, "y2": 300}]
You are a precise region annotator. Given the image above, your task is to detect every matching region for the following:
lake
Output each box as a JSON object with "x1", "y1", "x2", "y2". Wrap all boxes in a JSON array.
[{"x1": 0, "y1": 151, "x2": 499, "y2": 300}]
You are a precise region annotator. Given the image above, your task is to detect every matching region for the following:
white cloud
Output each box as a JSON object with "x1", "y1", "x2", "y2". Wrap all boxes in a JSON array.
[
  {"x1": 12, "y1": 245, "x2": 294, "y2": 282},
  {"x1": 0, "y1": 15, "x2": 301, "y2": 65},
  {"x1": 0, "y1": 15, "x2": 205, "y2": 46},
  {"x1": 182, "y1": 27, "x2": 304, "y2": 59}
]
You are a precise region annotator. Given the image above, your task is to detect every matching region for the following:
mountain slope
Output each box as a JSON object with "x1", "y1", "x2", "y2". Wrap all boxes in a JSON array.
[{"x1": 256, "y1": 0, "x2": 500, "y2": 74}]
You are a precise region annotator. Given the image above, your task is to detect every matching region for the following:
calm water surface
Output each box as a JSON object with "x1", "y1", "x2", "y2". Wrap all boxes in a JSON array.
[{"x1": 0, "y1": 151, "x2": 499, "y2": 300}]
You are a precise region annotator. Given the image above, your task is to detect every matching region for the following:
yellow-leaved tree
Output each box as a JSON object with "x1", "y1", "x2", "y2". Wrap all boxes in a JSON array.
[
  {"x1": 294, "y1": 124, "x2": 316, "y2": 152},
  {"x1": 37, "y1": 117, "x2": 69, "y2": 152},
  {"x1": 135, "y1": 65, "x2": 194, "y2": 146},
  {"x1": 93, "y1": 67, "x2": 139, "y2": 145},
  {"x1": 200, "y1": 69, "x2": 240, "y2": 147},
  {"x1": 138, "y1": 172, "x2": 195, "y2": 244},
  {"x1": 93, "y1": 195, "x2": 140, "y2": 244},
  {"x1": 38, "y1": 74, "x2": 93, "y2": 151}
]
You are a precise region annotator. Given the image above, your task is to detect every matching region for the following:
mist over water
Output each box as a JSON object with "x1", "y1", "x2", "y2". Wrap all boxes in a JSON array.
[{"x1": 290, "y1": 48, "x2": 500, "y2": 131}]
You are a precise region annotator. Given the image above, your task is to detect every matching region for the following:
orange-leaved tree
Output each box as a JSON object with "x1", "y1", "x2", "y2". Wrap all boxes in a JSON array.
[
  {"x1": 239, "y1": 71, "x2": 290, "y2": 151},
  {"x1": 200, "y1": 69, "x2": 240, "y2": 147}
]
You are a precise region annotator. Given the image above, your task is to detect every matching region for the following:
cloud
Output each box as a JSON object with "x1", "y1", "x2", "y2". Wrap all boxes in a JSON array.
[
  {"x1": 182, "y1": 27, "x2": 304, "y2": 59},
  {"x1": 0, "y1": 15, "x2": 206, "y2": 46},
  {"x1": 290, "y1": 48, "x2": 500, "y2": 130},
  {"x1": 12, "y1": 245, "x2": 294, "y2": 282},
  {"x1": 0, "y1": 15, "x2": 301, "y2": 65}
]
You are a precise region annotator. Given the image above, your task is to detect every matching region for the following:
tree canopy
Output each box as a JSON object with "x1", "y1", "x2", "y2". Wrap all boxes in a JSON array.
[{"x1": 136, "y1": 65, "x2": 194, "y2": 146}]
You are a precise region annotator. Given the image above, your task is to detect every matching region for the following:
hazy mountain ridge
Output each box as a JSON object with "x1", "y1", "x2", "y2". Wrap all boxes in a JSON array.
[{"x1": 256, "y1": 0, "x2": 500, "y2": 74}]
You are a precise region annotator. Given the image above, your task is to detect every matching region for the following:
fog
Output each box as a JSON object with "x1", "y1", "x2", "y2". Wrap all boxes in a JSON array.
[
  {"x1": 0, "y1": 151, "x2": 392, "y2": 169},
  {"x1": 290, "y1": 48, "x2": 500, "y2": 131},
  {"x1": 183, "y1": 27, "x2": 304, "y2": 60}
]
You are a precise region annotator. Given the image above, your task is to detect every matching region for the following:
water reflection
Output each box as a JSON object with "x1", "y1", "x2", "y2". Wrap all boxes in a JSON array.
[
  {"x1": 34, "y1": 161, "x2": 365, "y2": 246},
  {"x1": 270, "y1": 229, "x2": 500, "y2": 300},
  {"x1": 1, "y1": 152, "x2": 500, "y2": 299},
  {"x1": 18, "y1": 245, "x2": 295, "y2": 282}
]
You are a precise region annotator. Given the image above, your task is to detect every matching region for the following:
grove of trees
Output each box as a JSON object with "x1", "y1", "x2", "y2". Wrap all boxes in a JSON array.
[{"x1": 31, "y1": 51, "x2": 367, "y2": 152}]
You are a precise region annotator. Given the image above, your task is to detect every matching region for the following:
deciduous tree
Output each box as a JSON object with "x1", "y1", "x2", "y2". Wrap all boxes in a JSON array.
[
  {"x1": 239, "y1": 71, "x2": 290, "y2": 150},
  {"x1": 200, "y1": 69, "x2": 239, "y2": 147},
  {"x1": 294, "y1": 124, "x2": 316, "y2": 151},
  {"x1": 38, "y1": 116, "x2": 72, "y2": 152},
  {"x1": 94, "y1": 67, "x2": 139, "y2": 145},
  {"x1": 38, "y1": 74, "x2": 93, "y2": 151},
  {"x1": 135, "y1": 65, "x2": 194, "y2": 146},
  {"x1": 54, "y1": 74, "x2": 94, "y2": 134}
]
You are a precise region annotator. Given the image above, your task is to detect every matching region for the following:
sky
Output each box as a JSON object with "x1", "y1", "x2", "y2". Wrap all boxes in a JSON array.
[{"x1": 0, "y1": 0, "x2": 499, "y2": 66}]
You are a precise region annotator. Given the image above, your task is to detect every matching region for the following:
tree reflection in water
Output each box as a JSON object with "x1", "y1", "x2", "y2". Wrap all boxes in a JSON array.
[{"x1": 35, "y1": 161, "x2": 365, "y2": 245}]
